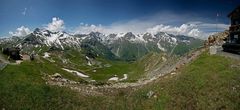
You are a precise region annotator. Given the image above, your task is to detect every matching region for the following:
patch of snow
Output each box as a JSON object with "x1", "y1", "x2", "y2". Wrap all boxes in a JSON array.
[
  {"x1": 116, "y1": 47, "x2": 120, "y2": 57},
  {"x1": 157, "y1": 42, "x2": 166, "y2": 52},
  {"x1": 48, "y1": 59, "x2": 55, "y2": 63},
  {"x1": 116, "y1": 33, "x2": 125, "y2": 38},
  {"x1": 34, "y1": 29, "x2": 77, "y2": 50},
  {"x1": 85, "y1": 56, "x2": 90, "y2": 60},
  {"x1": 80, "y1": 36, "x2": 87, "y2": 40},
  {"x1": 17, "y1": 44, "x2": 22, "y2": 48},
  {"x1": 35, "y1": 45, "x2": 39, "y2": 48},
  {"x1": 161, "y1": 56, "x2": 167, "y2": 62},
  {"x1": 43, "y1": 52, "x2": 50, "y2": 58},
  {"x1": 47, "y1": 33, "x2": 58, "y2": 43},
  {"x1": 62, "y1": 68, "x2": 89, "y2": 78},
  {"x1": 87, "y1": 61, "x2": 92, "y2": 66},
  {"x1": 182, "y1": 40, "x2": 190, "y2": 43},
  {"x1": 137, "y1": 34, "x2": 147, "y2": 43},
  {"x1": 42, "y1": 31, "x2": 48, "y2": 35},
  {"x1": 52, "y1": 73, "x2": 62, "y2": 78},
  {"x1": 86, "y1": 56, "x2": 92, "y2": 66},
  {"x1": 171, "y1": 37, "x2": 177, "y2": 44},
  {"x1": 119, "y1": 74, "x2": 128, "y2": 81},
  {"x1": 90, "y1": 80, "x2": 96, "y2": 82},
  {"x1": 104, "y1": 64, "x2": 112, "y2": 67},
  {"x1": 108, "y1": 75, "x2": 119, "y2": 81},
  {"x1": 15, "y1": 60, "x2": 23, "y2": 64},
  {"x1": 62, "y1": 59, "x2": 69, "y2": 64},
  {"x1": 128, "y1": 33, "x2": 146, "y2": 43},
  {"x1": 171, "y1": 72, "x2": 176, "y2": 75}
]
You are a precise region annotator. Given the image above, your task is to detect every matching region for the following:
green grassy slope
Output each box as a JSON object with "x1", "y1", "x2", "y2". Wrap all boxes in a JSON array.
[
  {"x1": 0, "y1": 61, "x2": 83, "y2": 109},
  {"x1": 126, "y1": 52, "x2": 240, "y2": 110},
  {"x1": 48, "y1": 49, "x2": 146, "y2": 82},
  {"x1": 0, "y1": 52, "x2": 239, "y2": 109},
  {"x1": 173, "y1": 39, "x2": 204, "y2": 56}
]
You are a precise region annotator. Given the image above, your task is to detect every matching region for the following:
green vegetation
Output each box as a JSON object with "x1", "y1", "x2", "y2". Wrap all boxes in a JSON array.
[
  {"x1": 81, "y1": 38, "x2": 116, "y2": 60},
  {"x1": 173, "y1": 39, "x2": 204, "y2": 56},
  {"x1": 45, "y1": 48, "x2": 157, "y2": 82},
  {"x1": 123, "y1": 52, "x2": 240, "y2": 109},
  {"x1": 0, "y1": 61, "x2": 83, "y2": 109},
  {"x1": 109, "y1": 41, "x2": 151, "y2": 61},
  {"x1": 0, "y1": 52, "x2": 239, "y2": 109}
]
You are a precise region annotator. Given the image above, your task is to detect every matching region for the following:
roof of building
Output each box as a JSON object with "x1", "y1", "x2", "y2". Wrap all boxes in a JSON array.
[{"x1": 228, "y1": 5, "x2": 240, "y2": 18}]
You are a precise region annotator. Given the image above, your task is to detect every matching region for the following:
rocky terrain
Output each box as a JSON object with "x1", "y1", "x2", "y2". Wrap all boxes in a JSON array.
[{"x1": 205, "y1": 30, "x2": 229, "y2": 46}]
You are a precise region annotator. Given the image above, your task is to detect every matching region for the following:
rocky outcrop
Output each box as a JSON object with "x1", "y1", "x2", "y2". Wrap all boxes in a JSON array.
[{"x1": 205, "y1": 31, "x2": 229, "y2": 46}]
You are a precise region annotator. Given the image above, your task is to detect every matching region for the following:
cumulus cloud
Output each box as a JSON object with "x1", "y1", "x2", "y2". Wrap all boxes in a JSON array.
[
  {"x1": 45, "y1": 17, "x2": 65, "y2": 32},
  {"x1": 147, "y1": 24, "x2": 203, "y2": 37},
  {"x1": 73, "y1": 12, "x2": 229, "y2": 39},
  {"x1": 8, "y1": 12, "x2": 228, "y2": 39},
  {"x1": 145, "y1": 22, "x2": 228, "y2": 39},
  {"x1": 73, "y1": 20, "x2": 154, "y2": 35},
  {"x1": 74, "y1": 22, "x2": 228, "y2": 39},
  {"x1": 9, "y1": 26, "x2": 31, "y2": 36},
  {"x1": 74, "y1": 23, "x2": 105, "y2": 34}
]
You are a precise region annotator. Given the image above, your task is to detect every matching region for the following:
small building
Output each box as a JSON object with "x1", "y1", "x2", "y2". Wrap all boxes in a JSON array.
[
  {"x1": 223, "y1": 6, "x2": 240, "y2": 53},
  {"x1": 2, "y1": 47, "x2": 22, "y2": 60},
  {"x1": 228, "y1": 6, "x2": 240, "y2": 43}
]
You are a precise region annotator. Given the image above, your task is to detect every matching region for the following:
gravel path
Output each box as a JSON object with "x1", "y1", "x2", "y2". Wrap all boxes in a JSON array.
[
  {"x1": 0, "y1": 54, "x2": 9, "y2": 70},
  {"x1": 216, "y1": 47, "x2": 240, "y2": 60},
  {"x1": 0, "y1": 54, "x2": 9, "y2": 64},
  {"x1": 0, "y1": 63, "x2": 7, "y2": 70}
]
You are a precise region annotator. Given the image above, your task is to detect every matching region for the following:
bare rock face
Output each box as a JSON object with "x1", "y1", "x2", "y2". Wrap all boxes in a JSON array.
[
  {"x1": 209, "y1": 46, "x2": 217, "y2": 55},
  {"x1": 52, "y1": 73, "x2": 62, "y2": 78},
  {"x1": 146, "y1": 90, "x2": 155, "y2": 98}
]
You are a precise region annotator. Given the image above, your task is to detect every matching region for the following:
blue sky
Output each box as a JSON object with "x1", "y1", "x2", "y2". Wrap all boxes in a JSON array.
[{"x1": 0, "y1": 0, "x2": 239, "y2": 38}]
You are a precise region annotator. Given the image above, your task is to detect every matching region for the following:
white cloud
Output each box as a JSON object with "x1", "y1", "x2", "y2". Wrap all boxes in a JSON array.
[
  {"x1": 147, "y1": 24, "x2": 203, "y2": 37},
  {"x1": 74, "y1": 22, "x2": 228, "y2": 39},
  {"x1": 9, "y1": 26, "x2": 31, "y2": 36},
  {"x1": 45, "y1": 17, "x2": 65, "y2": 32},
  {"x1": 145, "y1": 22, "x2": 228, "y2": 39},
  {"x1": 72, "y1": 12, "x2": 229, "y2": 39},
  {"x1": 7, "y1": 12, "x2": 229, "y2": 39},
  {"x1": 73, "y1": 20, "x2": 154, "y2": 35},
  {"x1": 74, "y1": 24, "x2": 104, "y2": 34}
]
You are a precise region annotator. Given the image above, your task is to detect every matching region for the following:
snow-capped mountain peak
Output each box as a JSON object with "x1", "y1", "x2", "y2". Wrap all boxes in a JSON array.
[
  {"x1": 31, "y1": 28, "x2": 82, "y2": 49},
  {"x1": 0, "y1": 27, "x2": 203, "y2": 61}
]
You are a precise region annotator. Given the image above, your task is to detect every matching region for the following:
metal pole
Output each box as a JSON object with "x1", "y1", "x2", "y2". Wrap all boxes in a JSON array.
[{"x1": 216, "y1": 13, "x2": 218, "y2": 33}]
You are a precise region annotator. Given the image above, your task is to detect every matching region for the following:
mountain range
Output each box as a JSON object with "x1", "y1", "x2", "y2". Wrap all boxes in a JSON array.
[{"x1": 0, "y1": 28, "x2": 203, "y2": 61}]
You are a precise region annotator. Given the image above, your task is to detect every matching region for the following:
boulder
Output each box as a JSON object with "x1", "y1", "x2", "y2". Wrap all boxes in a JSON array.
[
  {"x1": 146, "y1": 90, "x2": 155, "y2": 98},
  {"x1": 52, "y1": 73, "x2": 62, "y2": 78}
]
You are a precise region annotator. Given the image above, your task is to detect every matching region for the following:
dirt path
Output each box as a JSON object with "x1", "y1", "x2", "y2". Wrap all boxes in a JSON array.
[
  {"x1": 0, "y1": 54, "x2": 9, "y2": 64},
  {"x1": 47, "y1": 47, "x2": 207, "y2": 95},
  {"x1": 0, "y1": 54, "x2": 9, "y2": 70}
]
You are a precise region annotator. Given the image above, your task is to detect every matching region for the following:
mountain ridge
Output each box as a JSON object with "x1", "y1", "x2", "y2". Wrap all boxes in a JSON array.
[{"x1": 0, "y1": 28, "x2": 203, "y2": 61}]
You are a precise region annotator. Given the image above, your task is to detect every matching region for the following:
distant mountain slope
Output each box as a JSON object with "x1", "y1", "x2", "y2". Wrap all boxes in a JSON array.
[{"x1": 0, "y1": 28, "x2": 203, "y2": 61}]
